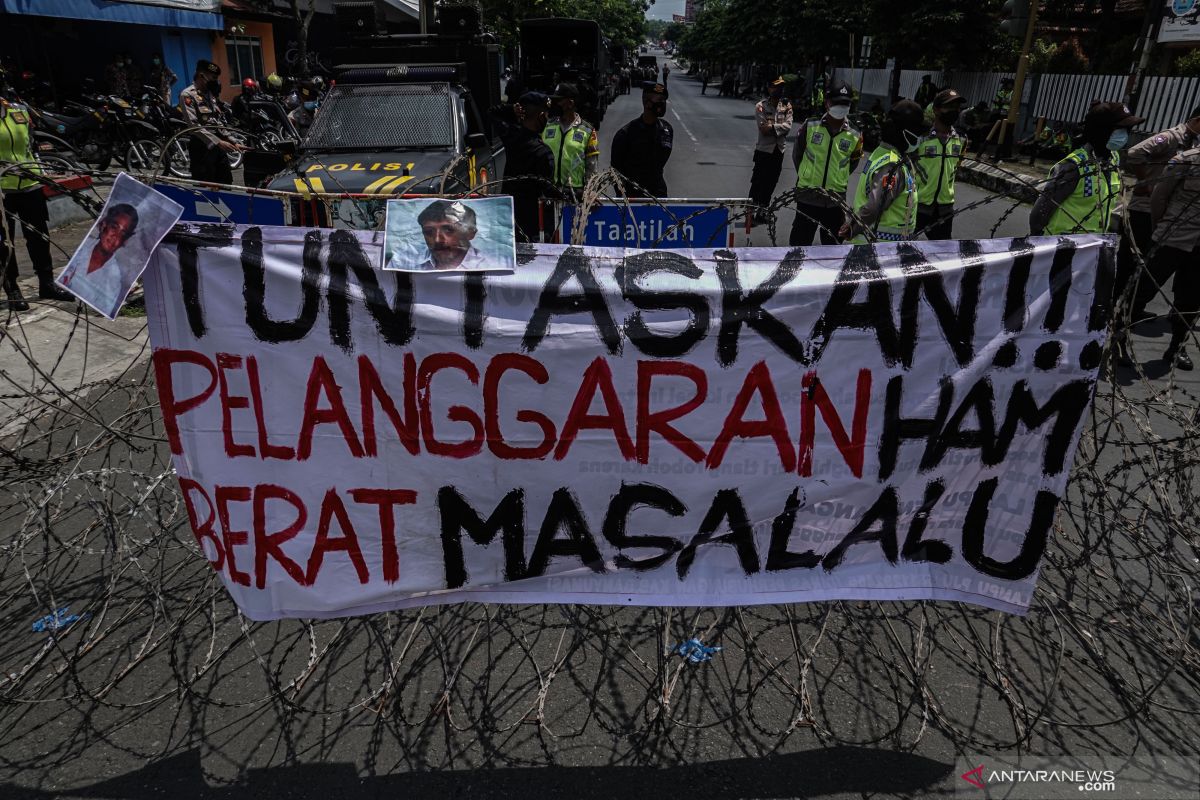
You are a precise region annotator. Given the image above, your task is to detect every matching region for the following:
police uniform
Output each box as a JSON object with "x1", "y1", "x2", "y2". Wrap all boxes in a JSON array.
[
  {"x1": 1, "y1": 97, "x2": 73, "y2": 306},
  {"x1": 611, "y1": 84, "x2": 674, "y2": 198},
  {"x1": 179, "y1": 60, "x2": 234, "y2": 184},
  {"x1": 1121, "y1": 120, "x2": 1199, "y2": 318},
  {"x1": 848, "y1": 143, "x2": 917, "y2": 243},
  {"x1": 789, "y1": 81, "x2": 862, "y2": 246},
  {"x1": 749, "y1": 78, "x2": 794, "y2": 215},
  {"x1": 543, "y1": 84, "x2": 600, "y2": 194},
  {"x1": 1148, "y1": 145, "x2": 1200, "y2": 368},
  {"x1": 914, "y1": 89, "x2": 967, "y2": 240},
  {"x1": 1030, "y1": 144, "x2": 1122, "y2": 236}
]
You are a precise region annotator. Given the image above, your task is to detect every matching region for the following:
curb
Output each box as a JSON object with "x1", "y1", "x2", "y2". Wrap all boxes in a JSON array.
[{"x1": 957, "y1": 159, "x2": 1042, "y2": 204}]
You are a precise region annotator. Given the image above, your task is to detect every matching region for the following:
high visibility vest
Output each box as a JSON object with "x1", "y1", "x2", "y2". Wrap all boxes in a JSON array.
[
  {"x1": 795, "y1": 118, "x2": 861, "y2": 195},
  {"x1": 0, "y1": 101, "x2": 41, "y2": 192},
  {"x1": 851, "y1": 145, "x2": 917, "y2": 243},
  {"x1": 994, "y1": 88, "x2": 1012, "y2": 115},
  {"x1": 914, "y1": 129, "x2": 965, "y2": 207},
  {"x1": 1044, "y1": 148, "x2": 1122, "y2": 235},
  {"x1": 542, "y1": 118, "x2": 596, "y2": 189}
]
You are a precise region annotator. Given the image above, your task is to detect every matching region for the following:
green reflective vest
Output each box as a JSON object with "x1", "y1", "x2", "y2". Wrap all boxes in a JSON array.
[
  {"x1": 851, "y1": 145, "x2": 917, "y2": 243},
  {"x1": 1044, "y1": 148, "x2": 1122, "y2": 235},
  {"x1": 0, "y1": 101, "x2": 41, "y2": 192},
  {"x1": 542, "y1": 118, "x2": 596, "y2": 189},
  {"x1": 795, "y1": 118, "x2": 862, "y2": 195},
  {"x1": 914, "y1": 128, "x2": 965, "y2": 207},
  {"x1": 994, "y1": 88, "x2": 1012, "y2": 115}
]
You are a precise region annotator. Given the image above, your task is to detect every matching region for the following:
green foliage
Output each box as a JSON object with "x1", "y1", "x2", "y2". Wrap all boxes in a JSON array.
[
  {"x1": 1174, "y1": 49, "x2": 1200, "y2": 77},
  {"x1": 477, "y1": 0, "x2": 648, "y2": 52},
  {"x1": 678, "y1": 0, "x2": 1016, "y2": 71}
]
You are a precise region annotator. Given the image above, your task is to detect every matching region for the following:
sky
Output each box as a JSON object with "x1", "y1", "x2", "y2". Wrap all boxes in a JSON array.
[{"x1": 646, "y1": 0, "x2": 686, "y2": 21}]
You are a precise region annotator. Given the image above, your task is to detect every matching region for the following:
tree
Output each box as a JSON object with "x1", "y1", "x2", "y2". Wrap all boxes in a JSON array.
[
  {"x1": 477, "y1": 0, "x2": 648, "y2": 52},
  {"x1": 289, "y1": 0, "x2": 317, "y2": 79}
]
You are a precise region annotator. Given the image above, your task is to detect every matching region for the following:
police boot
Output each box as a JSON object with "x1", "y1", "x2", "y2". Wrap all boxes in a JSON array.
[
  {"x1": 4, "y1": 281, "x2": 29, "y2": 312},
  {"x1": 36, "y1": 268, "x2": 74, "y2": 302},
  {"x1": 1165, "y1": 337, "x2": 1193, "y2": 371}
]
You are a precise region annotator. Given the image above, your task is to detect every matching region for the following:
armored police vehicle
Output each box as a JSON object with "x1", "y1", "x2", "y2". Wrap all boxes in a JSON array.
[{"x1": 259, "y1": 5, "x2": 505, "y2": 228}]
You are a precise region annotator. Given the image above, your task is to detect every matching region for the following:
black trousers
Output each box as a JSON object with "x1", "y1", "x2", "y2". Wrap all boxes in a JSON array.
[
  {"x1": 188, "y1": 139, "x2": 233, "y2": 184},
  {"x1": 917, "y1": 205, "x2": 954, "y2": 240},
  {"x1": 1117, "y1": 209, "x2": 1155, "y2": 312},
  {"x1": 1145, "y1": 244, "x2": 1200, "y2": 346},
  {"x1": 1, "y1": 186, "x2": 53, "y2": 287},
  {"x1": 789, "y1": 201, "x2": 844, "y2": 246},
  {"x1": 749, "y1": 149, "x2": 784, "y2": 208}
]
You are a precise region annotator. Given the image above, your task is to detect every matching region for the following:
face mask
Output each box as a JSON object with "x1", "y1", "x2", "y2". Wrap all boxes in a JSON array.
[
  {"x1": 1106, "y1": 129, "x2": 1129, "y2": 151},
  {"x1": 650, "y1": 101, "x2": 666, "y2": 116},
  {"x1": 936, "y1": 110, "x2": 958, "y2": 125},
  {"x1": 903, "y1": 129, "x2": 921, "y2": 153},
  {"x1": 303, "y1": 101, "x2": 317, "y2": 111},
  {"x1": 827, "y1": 104, "x2": 850, "y2": 120},
  {"x1": 152, "y1": 58, "x2": 161, "y2": 66}
]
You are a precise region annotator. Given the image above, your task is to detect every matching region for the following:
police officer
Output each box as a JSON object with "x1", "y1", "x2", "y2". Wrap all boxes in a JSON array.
[
  {"x1": 1030, "y1": 101, "x2": 1143, "y2": 237},
  {"x1": 147, "y1": 53, "x2": 177, "y2": 104},
  {"x1": 1, "y1": 71, "x2": 74, "y2": 310},
  {"x1": 993, "y1": 78, "x2": 1014, "y2": 119},
  {"x1": 611, "y1": 83, "x2": 674, "y2": 198},
  {"x1": 1121, "y1": 105, "x2": 1200, "y2": 323},
  {"x1": 914, "y1": 88, "x2": 968, "y2": 240},
  {"x1": 490, "y1": 91, "x2": 555, "y2": 243},
  {"x1": 790, "y1": 80, "x2": 862, "y2": 246},
  {"x1": 749, "y1": 77, "x2": 793, "y2": 223},
  {"x1": 840, "y1": 99, "x2": 923, "y2": 244},
  {"x1": 179, "y1": 60, "x2": 243, "y2": 184},
  {"x1": 1148, "y1": 144, "x2": 1200, "y2": 370},
  {"x1": 544, "y1": 83, "x2": 600, "y2": 198}
]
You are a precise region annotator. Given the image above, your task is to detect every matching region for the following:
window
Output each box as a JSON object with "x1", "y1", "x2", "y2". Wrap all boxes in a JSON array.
[{"x1": 225, "y1": 35, "x2": 264, "y2": 85}]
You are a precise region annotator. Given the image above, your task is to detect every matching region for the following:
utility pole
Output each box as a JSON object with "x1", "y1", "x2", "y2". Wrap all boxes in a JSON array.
[
  {"x1": 997, "y1": 0, "x2": 1039, "y2": 160},
  {"x1": 1126, "y1": 0, "x2": 1164, "y2": 111}
]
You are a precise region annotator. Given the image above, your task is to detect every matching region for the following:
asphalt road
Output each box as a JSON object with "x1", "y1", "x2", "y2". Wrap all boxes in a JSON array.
[{"x1": 597, "y1": 54, "x2": 1028, "y2": 245}]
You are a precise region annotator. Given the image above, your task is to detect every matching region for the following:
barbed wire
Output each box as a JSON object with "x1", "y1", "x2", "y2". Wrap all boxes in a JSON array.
[{"x1": 0, "y1": 153, "x2": 1197, "y2": 792}]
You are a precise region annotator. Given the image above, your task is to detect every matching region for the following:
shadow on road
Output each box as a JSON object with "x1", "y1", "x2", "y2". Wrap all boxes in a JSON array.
[{"x1": 3, "y1": 745, "x2": 955, "y2": 799}]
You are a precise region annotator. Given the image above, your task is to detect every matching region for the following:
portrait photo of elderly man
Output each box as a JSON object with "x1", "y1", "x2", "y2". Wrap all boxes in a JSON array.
[
  {"x1": 383, "y1": 196, "x2": 516, "y2": 273},
  {"x1": 57, "y1": 174, "x2": 184, "y2": 319}
]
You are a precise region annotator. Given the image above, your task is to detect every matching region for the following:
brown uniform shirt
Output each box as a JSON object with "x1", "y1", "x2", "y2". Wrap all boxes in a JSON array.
[
  {"x1": 1151, "y1": 146, "x2": 1200, "y2": 251},
  {"x1": 1124, "y1": 123, "x2": 1198, "y2": 213},
  {"x1": 178, "y1": 84, "x2": 229, "y2": 149}
]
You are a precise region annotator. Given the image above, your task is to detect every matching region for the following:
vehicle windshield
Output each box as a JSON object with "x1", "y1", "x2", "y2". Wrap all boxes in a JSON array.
[{"x1": 303, "y1": 83, "x2": 455, "y2": 150}]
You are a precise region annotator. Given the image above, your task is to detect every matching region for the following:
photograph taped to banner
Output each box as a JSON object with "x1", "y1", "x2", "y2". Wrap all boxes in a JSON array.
[
  {"x1": 143, "y1": 230, "x2": 1113, "y2": 620},
  {"x1": 57, "y1": 173, "x2": 183, "y2": 320},
  {"x1": 382, "y1": 196, "x2": 516, "y2": 273}
]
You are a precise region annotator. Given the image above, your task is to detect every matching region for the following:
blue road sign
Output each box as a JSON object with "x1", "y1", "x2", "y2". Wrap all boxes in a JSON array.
[
  {"x1": 560, "y1": 204, "x2": 730, "y2": 249},
  {"x1": 153, "y1": 184, "x2": 286, "y2": 227}
]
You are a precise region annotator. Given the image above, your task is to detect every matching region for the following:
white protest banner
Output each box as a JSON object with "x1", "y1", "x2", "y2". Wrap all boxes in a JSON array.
[{"x1": 142, "y1": 227, "x2": 1113, "y2": 620}]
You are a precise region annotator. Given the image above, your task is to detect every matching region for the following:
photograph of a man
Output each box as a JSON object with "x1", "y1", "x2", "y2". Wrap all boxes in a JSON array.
[
  {"x1": 56, "y1": 173, "x2": 183, "y2": 319},
  {"x1": 383, "y1": 196, "x2": 515, "y2": 273},
  {"x1": 416, "y1": 200, "x2": 485, "y2": 271}
]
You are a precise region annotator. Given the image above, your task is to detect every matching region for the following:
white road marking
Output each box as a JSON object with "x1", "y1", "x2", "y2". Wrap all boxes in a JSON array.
[{"x1": 670, "y1": 107, "x2": 698, "y2": 143}]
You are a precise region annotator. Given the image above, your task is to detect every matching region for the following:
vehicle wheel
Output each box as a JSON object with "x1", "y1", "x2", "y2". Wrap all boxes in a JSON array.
[
  {"x1": 167, "y1": 140, "x2": 191, "y2": 178},
  {"x1": 35, "y1": 153, "x2": 83, "y2": 175},
  {"x1": 225, "y1": 132, "x2": 248, "y2": 169},
  {"x1": 124, "y1": 140, "x2": 162, "y2": 172}
]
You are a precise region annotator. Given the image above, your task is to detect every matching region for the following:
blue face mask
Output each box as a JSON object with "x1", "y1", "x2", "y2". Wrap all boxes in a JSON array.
[
  {"x1": 1106, "y1": 129, "x2": 1129, "y2": 151},
  {"x1": 303, "y1": 101, "x2": 317, "y2": 111}
]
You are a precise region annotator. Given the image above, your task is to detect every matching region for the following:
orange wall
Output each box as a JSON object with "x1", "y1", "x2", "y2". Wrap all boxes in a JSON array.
[{"x1": 210, "y1": 18, "x2": 277, "y2": 102}]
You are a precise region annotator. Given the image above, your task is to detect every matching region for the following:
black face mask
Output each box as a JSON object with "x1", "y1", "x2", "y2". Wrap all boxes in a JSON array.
[
  {"x1": 649, "y1": 101, "x2": 666, "y2": 117},
  {"x1": 936, "y1": 110, "x2": 958, "y2": 125}
]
